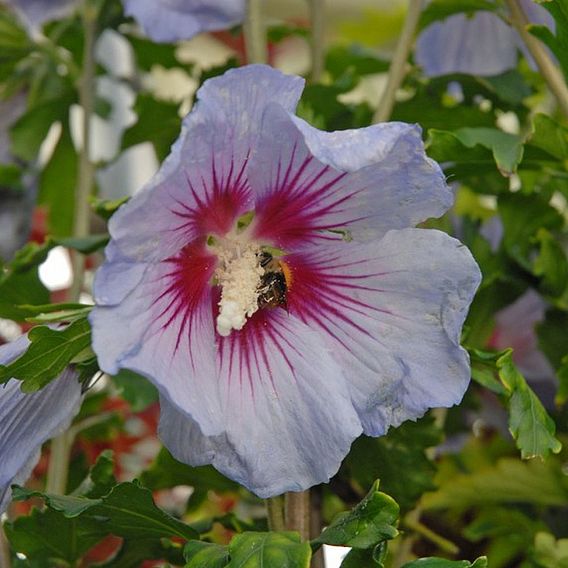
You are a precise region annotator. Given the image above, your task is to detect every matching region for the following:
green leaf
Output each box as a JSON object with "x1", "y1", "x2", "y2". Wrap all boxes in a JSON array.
[
  {"x1": 127, "y1": 34, "x2": 180, "y2": 71},
  {"x1": 555, "y1": 355, "x2": 568, "y2": 406},
  {"x1": 12, "y1": 486, "x2": 101, "y2": 517},
  {"x1": 111, "y1": 369, "x2": 158, "y2": 412},
  {"x1": 4, "y1": 508, "x2": 102, "y2": 564},
  {"x1": 141, "y1": 447, "x2": 240, "y2": 493},
  {"x1": 538, "y1": 308, "x2": 568, "y2": 368},
  {"x1": 72, "y1": 450, "x2": 117, "y2": 499},
  {"x1": 89, "y1": 481, "x2": 199, "y2": 540},
  {"x1": 529, "y1": 1, "x2": 568, "y2": 80},
  {"x1": 393, "y1": 74, "x2": 516, "y2": 134},
  {"x1": 464, "y1": 507, "x2": 545, "y2": 545},
  {"x1": 499, "y1": 193, "x2": 563, "y2": 268},
  {"x1": 39, "y1": 125, "x2": 78, "y2": 237},
  {"x1": 423, "y1": 457, "x2": 568, "y2": 510},
  {"x1": 299, "y1": 81, "x2": 372, "y2": 131},
  {"x1": 313, "y1": 481, "x2": 399, "y2": 549},
  {"x1": 98, "y1": 538, "x2": 185, "y2": 568},
  {"x1": 57, "y1": 233, "x2": 110, "y2": 254},
  {"x1": 533, "y1": 228, "x2": 568, "y2": 297},
  {"x1": 14, "y1": 480, "x2": 199, "y2": 541},
  {"x1": 340, "y1": 543, "x2": 387, "y2": 568},
  {"x1": 532, "y1": 532, "x2": 568, "y2": 568},
  {"x1": 0, "y1": 163, "x2": 24, "y2": 189},
  {"x1": 90, "y1": 195, "x2": 129, "y2": 220},
  {"x1": 184, "y1": 541, "x2": 230, "y2": 568},
  {"x1": 227, "y1": 532, "x2": 311, "y2": 568},
  {"x1": 401, "y1": 558, "x2": 487, "y2": 568},
  {"x1": 10, "y1": 92, "x2": 75, "y2": 162},
  {"x1": 427, "y1": 128, "x2": 524, "y2": 177},
  {"x1": 528, "y1": 113, "x2": 568, "y2": 160},
  {"x1": 25, "y1": 306, "x2": 92, "y2": 325},
  {"x1": 0, "y1": 267, "x2": 50, "y2": 321},
  {"x1": 340, "y1": 416, "x2": 441, "y2": 511},
  {"x1": 121, "y1": 94, "x2": 181, "y2": 162},
  {"x1": 496, "y1": 350, "x2": 562, "y2": 458},
  {"x1": 267, "y1": 23, "x2": 309, "y2": 43},
  {"x1": 8, "y1": 239, "x2": 53, "y2": 271},
  {"x1": 0, "y1": 317, "x2": 92, "y2": 391},
  {"x1": 479, "y1": 70, "x2": 533, "y2": 106},
  {"x1": 325, "y1": 45, "x2": 389, "y2": 81}
]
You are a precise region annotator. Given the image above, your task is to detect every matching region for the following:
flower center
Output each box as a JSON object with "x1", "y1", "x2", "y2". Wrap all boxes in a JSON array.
[{"x1": 212, "y1": 234, "x2": 264, "y2": 337}]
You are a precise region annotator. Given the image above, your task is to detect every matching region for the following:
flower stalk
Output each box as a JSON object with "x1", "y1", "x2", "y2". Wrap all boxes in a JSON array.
[
  {"x1": 244, "y1": 0, "x2": 267, "y2": 64},
  {"x1": 505, "y1": 0, "x2": 568, "y2": 119},
  {"x1": 285, "y1": 490, "x2": 311, "y2": 541},
  {"x1": 46, "y1": 1, "x2": 97, "y2": 495},
  {"x1": 309, "y1": 0, "x2": 326, "y2": 83},
  {"x1": 266, "y1": 495, "x2": 286, "y2": 531},
  {"x1": 373, "y1": 0, "x2": 423, "y2": 123}
]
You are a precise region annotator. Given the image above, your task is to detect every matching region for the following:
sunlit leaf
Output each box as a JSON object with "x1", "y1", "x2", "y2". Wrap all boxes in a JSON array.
[
  {"x1": 227, "y1": 532, "x2": 311, "y2": 568},
  {"x1": 313, "y1": 480, "x2": 399, "y2": 549}
]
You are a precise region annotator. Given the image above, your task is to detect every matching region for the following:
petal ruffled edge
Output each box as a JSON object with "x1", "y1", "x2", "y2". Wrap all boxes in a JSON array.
[
  {"x1": 251, "y1": 104, "x2": 452, "y2": 247},
  {"x1": 158, "y1": 309, "x2": 362, "y2": 498},
  {"x1": 281, "y1": 228, "x2": 481, "y2": 436}
]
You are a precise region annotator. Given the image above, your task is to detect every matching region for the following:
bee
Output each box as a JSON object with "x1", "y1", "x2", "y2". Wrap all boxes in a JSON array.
[{"x1": 257, "y1": 251, "x2": 293, "y2": 310}]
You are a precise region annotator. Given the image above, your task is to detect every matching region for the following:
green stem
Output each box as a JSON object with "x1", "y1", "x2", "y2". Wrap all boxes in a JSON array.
[
  {"x1": 45, "y1": 1, "x2": 97, "y2": 496},
  {"x1": 45, "y1": 430, "x2": 73, "y2": 494},
  {"x1": 266, "y1": 495, "x2": 286, "y2": 531},
  {"x1": 309, "y1": 0, "x2": 326, "y2": 83},
  {"x1": 505, "y1": 0, "x2": 568, "y2": 118},
  {"x1": 373, "y1": 0, "x2": 423, "y2": 123},
  {"x1": 69, "y1": 4, "x2": 97, "y2": 302},
  {"x1": 285, "y1": 490, "x2": 310, "y2": 541},
  {"x1": 309, "y1": 487, "x2": 324, "y2": 568},
  {"x1": 404, "y1": 516, "x2": 459, "y2": 555},
  {"x1": 244, "y1": 0, "x2": 267, "y2": 64}
]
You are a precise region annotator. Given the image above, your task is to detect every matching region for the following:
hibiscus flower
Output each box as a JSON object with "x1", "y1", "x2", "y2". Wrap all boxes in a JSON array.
[
  {"x1": 90, "y1": 64, "x2": 481, "y2": 497},
  {"x1": 415, "y1": 0, "x2": 553, "y2": 77},
  {"x1": 122, "y1": 0, "x2": 245, "y2": 43}
]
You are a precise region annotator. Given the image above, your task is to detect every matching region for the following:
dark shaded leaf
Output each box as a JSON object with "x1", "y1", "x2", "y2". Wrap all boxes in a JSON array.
[
  {"x1": 141, "y1": 447, "x2": 239, "y2": 493},
  {"x1": 39, "y1": 125, "x2": 78, "y2": 237},
  {"x1": 341, "y1": 416, "x2": 441, "y2": 511},
  {"x1": 111, "y1": 369, "x2": 158, "y2": 412},
  {"x1": 5, "y1": 508, "x2": 102, "y2": 564},
  {"x1": 121, "y1": 94, "x2": 180, "y2": 162}
]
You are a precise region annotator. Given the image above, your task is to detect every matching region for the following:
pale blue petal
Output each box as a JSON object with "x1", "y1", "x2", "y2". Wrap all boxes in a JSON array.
[
  {"x1": 5, "y1": 0, "x2": 77, "y2": 28},
  {"x1": 123, "y1": 0, "x2": 245, "y2": 43},
  {"x1": 90, "y1": 247, "x2": 222, "y2": 436},
  {"x1": 0, "y1": 336, "x2": 82, "y2": 513},
  {"x1": 493, "y1": 289, "x2": 555, "y2": 384},
  {"x1": 416, "y1": 1, "x2": 555, "y2": 77},
  {"x1": 251, "y1": 104, "x2": 451, "y2": 246},
  {"x1": 285, "y1": 229, "x2": 481, "y2": 436},
  {"x1": 108, "y1": 65, "x2": 303, "y2": 263},
  {"x1": 416, "y1": 11, "x2": 518, "y2": 77},
  {"x1": 158, "y1": 312, "x2": 362, "y2": 498}
]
